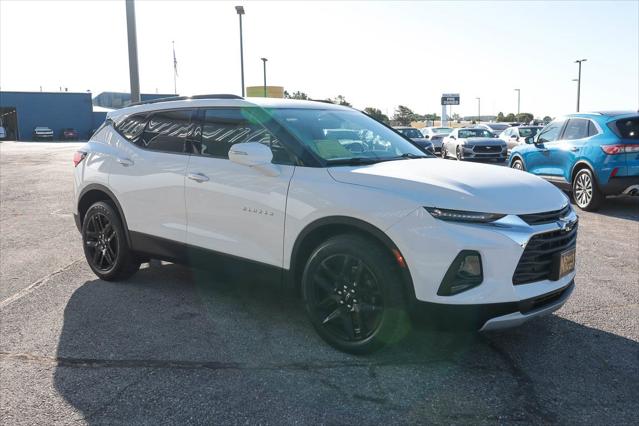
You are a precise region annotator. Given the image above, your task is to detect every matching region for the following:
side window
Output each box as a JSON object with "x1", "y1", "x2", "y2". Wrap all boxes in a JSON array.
[
  {"x1": 587, "y1": 120, "x2": 599, "y2": 137},
  {"x1": 197, "y1": 108, "x2": 293, "y2": 164},
  {"x1": 537, "y1": 120, "x2": 565, "y2": 143},
  {"x1": 115, "y1": 113, "x2": 147, "y2": 144},
  {"x1": 141, "y1": 110, "x2": 193, "y2": 153},
  {"x1": 562, "y1": 118, "x2": 590, "y2": 140}
]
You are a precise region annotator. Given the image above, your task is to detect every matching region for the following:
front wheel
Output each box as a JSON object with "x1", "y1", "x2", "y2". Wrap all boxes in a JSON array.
[
  {"x1": 511, "y1": 158, "x2": 525, "y2": 171},
  {"x1": 82, "y1": 201, "x2": 141, "y2": 281},
  {"x1": 456, "y1": 146, "x2": 462, "y2": 161},
  {"x1": 301, "y1": 235, "x2": 409, "y2": 354},
  {"x1": 572, "y1": 168, "x2": 603, "y2": 211}
]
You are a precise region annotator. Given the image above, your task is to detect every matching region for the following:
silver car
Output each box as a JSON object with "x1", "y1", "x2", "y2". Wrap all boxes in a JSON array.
[
  {"x1": 442, "y1": 128, "x2": 507, "y2": 161},
  {"x1": 420, "y1": 127, "x2": 452, "y2": 153},
  {"x1": 394, "y1": 126, "x2": 435, "y2": 154}
]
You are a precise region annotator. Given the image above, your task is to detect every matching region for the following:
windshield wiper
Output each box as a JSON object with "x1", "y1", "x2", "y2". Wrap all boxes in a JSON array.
[
  {"x1": 325, "y1": 157, "x2": 387, "y2": 166},
  {"x1": 389, "y1": 153, "x2": 430, "y2": 160}
]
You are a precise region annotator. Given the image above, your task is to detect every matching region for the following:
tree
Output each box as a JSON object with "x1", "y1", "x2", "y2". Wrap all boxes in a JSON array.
[
  {"x1": 363, "y1": 107, "x2": 390, "y2": 124},
  {"x1": 392, "y1": 105, "x2": 417, "y2": 126},
  {"x1": 505, "y1": 113, "x2": 516, "y2": 122},
  {"x1": 543, "y1": 116, "x2": 552, "y2": 124},
  {"x1": 451, "y1": 112, "x2": 461, "y2": 122},
  {"x1": 516, "y1": 112, "x2": 534, "y2": 123},
  {"x1": 496, "y1": 112, "x2": 505, "y2": 122},
  {"x1": 284, "y1": 90, "x2": 309, "y2": 100},
  {"x1": 333, "y1": 95, "x2": 351, "y2": 107}
]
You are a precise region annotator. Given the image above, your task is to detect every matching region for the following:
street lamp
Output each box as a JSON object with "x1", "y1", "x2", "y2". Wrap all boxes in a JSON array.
[
  {"x1": 514, "y1": 88, "x2": 520, "y2": 116},
  {"x1": 261, "y1": 57, "x2": 268, "y2": 97},
  {"x1": 125, "y1": 0, "x2": 140, "y2": 103},
  {"x1": 574, "y1": 59, "x2": 587, "y2": 112},
  {"x1": 476, "y1": 97, "x2": 481, "y2": 123},
  {"x1": 235, "y1": 6, "x2": 245, "y2": 97}
]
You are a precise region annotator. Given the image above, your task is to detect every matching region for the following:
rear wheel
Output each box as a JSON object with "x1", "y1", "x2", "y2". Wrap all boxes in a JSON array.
[
  {"x1": 82, "y1": 201, "x2": 140, "y2": 281},
  {"x1": 301, "y1": 235, "x2": 409, "y2": 354},
  {"x1": 456, "y1": 146, "x2": 462, "y2": 160},
  {"x1": 572, "y1": 168, "x2": 603, "y2": 211}
]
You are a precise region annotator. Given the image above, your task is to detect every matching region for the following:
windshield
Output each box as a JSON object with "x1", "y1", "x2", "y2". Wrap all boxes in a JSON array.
[
  {"x1": 396, "y1": 128, "x2": 423, "y2": 139},
  {"x1": 269, "y1": 108, "x2": 427, "y2": 164},
  {"x1": 434, "y1": 127, "x2": 453, "y2": 134},
  {"x1": 486, "y1": 124, "x2": 510, "y2": 132},
  {"x1": 518, "y1": 127, "x2": 542, "y2": 137},
  {"x1": 458, "y1": 129, "x2": 494, "y2": 138}
]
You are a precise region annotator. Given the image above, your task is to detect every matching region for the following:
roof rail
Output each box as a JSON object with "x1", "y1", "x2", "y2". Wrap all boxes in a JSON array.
[{"x1": 128, "y1": 94, "x2": 243, "y2": 107}]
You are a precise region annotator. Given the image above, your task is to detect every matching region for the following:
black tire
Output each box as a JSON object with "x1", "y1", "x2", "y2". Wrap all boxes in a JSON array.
[
  {"x1": 82, "y1": 201, "x2": 140, "y2": 281},
  {"x1": 572, "y1": 168, "x2": 603, "y2": 211},
  {"x1": 441, "y1": 146, "x2": 447, "y2": 159},
  {"x1": 456, "y1": 146, "x2": 462, "y2": 161},
  {"x1": 301, "y1": 234, "x2": 409, "y2": 354},
  {"x1": 511, "y1": 157, "x2": 525, "y2": 171}
]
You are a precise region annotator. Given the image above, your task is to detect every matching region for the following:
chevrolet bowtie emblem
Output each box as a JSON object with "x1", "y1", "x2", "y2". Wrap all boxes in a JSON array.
[{"x1": 557, "y1": 217, "x2": 576, "y2": 232}]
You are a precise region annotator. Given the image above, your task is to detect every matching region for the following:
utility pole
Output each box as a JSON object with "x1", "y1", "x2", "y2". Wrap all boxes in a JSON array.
[
  {"x1": 575, "y1": 59, "x2": 587, "y2": 112},
  {"x1": 476, "y1": 97, "x2": 481, "y2": 123},
  {"x1": 236, "y1": 6, "x2": 245, "y2": 97},
  {"x1": 514, "y1": 88, "x2": 520, "y2": 116},
  {"x1": 125, "y1": 0, "x2": 141, "y2": 103},
  {"x1": 261, "y1": 57, "x2": 268, "y2": 97}
]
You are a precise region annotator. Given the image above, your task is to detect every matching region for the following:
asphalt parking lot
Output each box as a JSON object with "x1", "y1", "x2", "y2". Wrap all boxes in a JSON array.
[{"x1": 1, "y1": 141, "x2": 638, "y2": 425}]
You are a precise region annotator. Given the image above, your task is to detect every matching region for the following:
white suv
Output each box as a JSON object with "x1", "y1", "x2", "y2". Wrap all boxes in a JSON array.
[{"x1": 73, "y1": 95, "x2": 577, "y2": 353}]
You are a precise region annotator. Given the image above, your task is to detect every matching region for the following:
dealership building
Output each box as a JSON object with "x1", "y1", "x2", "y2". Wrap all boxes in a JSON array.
[{"x1": 0, "y1": 91, "x2": 173, "y2": 141}]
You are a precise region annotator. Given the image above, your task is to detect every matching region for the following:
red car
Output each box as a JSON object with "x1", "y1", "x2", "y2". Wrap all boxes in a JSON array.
[{"x1": 61, "y1": 128, "x2": 79, "y2": 140}]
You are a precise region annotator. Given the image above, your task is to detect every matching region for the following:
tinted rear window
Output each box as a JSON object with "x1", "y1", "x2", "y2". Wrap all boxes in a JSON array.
[{"x1": 610, "y1": 117, "x2": 639, "y2": 139}]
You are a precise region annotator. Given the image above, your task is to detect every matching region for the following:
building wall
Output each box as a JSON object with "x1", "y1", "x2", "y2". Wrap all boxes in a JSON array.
[
  {"x1": 93, "y1": 92, "x2": 175, "y2": 109},
  {"x1": 0, "y1": 91, "x2": 94, "y2": 140}
]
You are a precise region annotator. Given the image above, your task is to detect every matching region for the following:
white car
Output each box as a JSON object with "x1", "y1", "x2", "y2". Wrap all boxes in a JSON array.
[
  {"x1": 33, "y1": 126, "x2": 54, "y2": 140},
  {"x1": 73, "y1": 95, "x2": 577, "y2": 354},
  {"x1": 420, "y1": 127, "x2": 453, "y2": 154},
  {"x1": 442, "y1": 128, "x2": 508, "y2": 161}
]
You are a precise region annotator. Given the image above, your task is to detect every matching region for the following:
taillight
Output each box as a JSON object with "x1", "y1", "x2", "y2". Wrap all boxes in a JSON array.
[
  {"x1": 601, "y1": 144, "x2": 639, "y2": 155},
  {"x1": 73, "y1": 151, "x2": 87, "y2": 167}
]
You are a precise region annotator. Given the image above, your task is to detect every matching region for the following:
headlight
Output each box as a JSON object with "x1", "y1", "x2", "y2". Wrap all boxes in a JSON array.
[{"x1": 424, "y1": 207, "x2": 505, "y2": 223}]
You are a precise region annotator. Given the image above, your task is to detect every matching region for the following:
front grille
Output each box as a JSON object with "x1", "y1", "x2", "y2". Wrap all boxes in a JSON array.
[
  {"x1": 512, "y1": 223, "x2": 578, "y2": 285},
  {"x1": 519, "y1": 204, "x2": 571, "y2": 225},
  {"x1": 473, "y1": 145, "x2": 502, "y2": 153}
]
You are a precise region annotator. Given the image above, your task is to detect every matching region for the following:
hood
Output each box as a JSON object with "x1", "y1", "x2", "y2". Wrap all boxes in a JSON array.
[
  {"x1": 328, "y1": 158, "x2": 568, "y2": 214},
  {"x1": 461, "y1": 137, "x2": 504, "y2": 146},
  {"x1": 410, "y1": 137, "x2": 430, "y2": 143}
]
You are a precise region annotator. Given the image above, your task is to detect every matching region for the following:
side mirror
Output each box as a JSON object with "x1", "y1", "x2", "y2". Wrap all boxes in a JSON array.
[
  {"x1": 524, "y1": 136, "x2": 534, "y2": 144},
  {"x1": 228, "y1": 142, "x2": 280, "y2": 176},
  {"x1": 510, "y1": 134, "x2": 518, "y2": 139}
]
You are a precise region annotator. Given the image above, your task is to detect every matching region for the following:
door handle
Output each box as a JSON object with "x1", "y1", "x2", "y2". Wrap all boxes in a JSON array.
[
  {"x1": 187, "y1": 172, "x2": 209, "y2": 183},
  {"x1": 116, "y1": 157, "x2": 134, "y2": 167}
]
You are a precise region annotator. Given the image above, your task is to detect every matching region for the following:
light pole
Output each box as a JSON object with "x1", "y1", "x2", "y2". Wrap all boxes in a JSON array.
[
  {"x1": 514, "y1": 88, "x2": 520, "y2": 116},
  {"x1": 261, "y1": 57, "x2": 268, "y2": 97},
  {"x1": 574, "y1": 59, "x2": 587, "y2": 112},
  {"x1": 476, "y1": 97, "x2": 481, "y2": 123},
  {"x1": 235, "y1": 6, "x2": 245, "y2": 97},
  {"x1": 125, "y1": 0, "x2": 140, "y2": 103}
]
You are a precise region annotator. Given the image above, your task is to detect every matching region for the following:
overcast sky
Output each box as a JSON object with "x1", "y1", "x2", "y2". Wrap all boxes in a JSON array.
[{"x1": 1, "y1": 0, "x2": 637, "y2": 118}]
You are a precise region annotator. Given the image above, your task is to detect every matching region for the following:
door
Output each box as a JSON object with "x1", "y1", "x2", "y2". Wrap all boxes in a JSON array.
[
  {"x1": 526, "y1": 119, "x2": 566, "y2": 175},
  {"x1": 185, "y1": 108, "x2": 296, "y2": 268},
  {"x1": 550, "y1": 118, "x2": 592, "y2": 178},
  {"x1": 109, "y1": 109, "x2": 193, "y2": 245}
]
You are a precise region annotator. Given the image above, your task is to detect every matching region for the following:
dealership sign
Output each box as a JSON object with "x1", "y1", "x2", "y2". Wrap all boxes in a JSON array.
[{"x1": 441, "y1": 93, "x2": 460, "y2": 105}]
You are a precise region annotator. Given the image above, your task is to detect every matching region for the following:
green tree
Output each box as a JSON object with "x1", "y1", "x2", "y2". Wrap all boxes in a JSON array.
[
  {"x1": 451, "y1": 112, "x2": 461, "y2": 122},
  {"x1": 284, "y1": 90, "x2": 310, "y2": 100},
  {"x1": 543, "y1": 116, "x2": 552, "y2": 124},
  {"x1": 516, "y1": 112, "x2": 534, "y2": 123},
  {"x1": 497, "y1": 112, "x2": 505, "y2": 122},
  {"x1": 363, "y1": 107, "x2": 390, "y2": 124},
  {"x1": 392, "y1": 105, "x2": 417, "y2": 126},
  {"x1": 505, "y1": 113, "x2": 517, "y2": 122}
]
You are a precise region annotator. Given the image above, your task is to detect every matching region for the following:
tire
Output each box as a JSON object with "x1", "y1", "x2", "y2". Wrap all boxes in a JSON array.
[
  {"x1": 572, "y1": 168, "x2": 603, "y2": 211},
  {"x1": 82, "y1": 201, "x2": 140, "y2": 281},
  {"x1": 441, "y1": 146, "x2": 447, "y2": 159},
  {"x1": 511, "y1": 158, "x2": 525, "y2": 171},
  {"x1": 456, "y1": 146, "x2": 462, "y2": 161},
  {"x1": 301, "y1": 234, "x2": 410, "y2": 354}
]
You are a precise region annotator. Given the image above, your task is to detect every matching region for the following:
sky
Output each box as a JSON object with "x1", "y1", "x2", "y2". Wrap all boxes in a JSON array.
[{"x1": 1, "y1": 0, "x2": 637, "y2": 118}]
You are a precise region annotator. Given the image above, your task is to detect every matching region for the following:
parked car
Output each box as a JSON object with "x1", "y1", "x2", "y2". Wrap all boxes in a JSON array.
[
  {"x1": 509, "y1": 111, "x2": 639, "y2": 211},
  {"x1": 32, "y1": 126, "x2": 54, "y2": 140},
  {"x1": 61, "y1": 128, "x2": 80, "y2": 140},
  {"x1": 499, "y1": 126, "x2": 542, "y2": 154},
  {"x1": 442, "y1": 127, "x2": 508, "y2": 161},
  {"x1": 420, "y1": 127, "x2": 453, "y2": 153},
  {"x1": 0, "y1": 126, "x2": 6, "y2": 140},
  {"x1": 74, "y1": 95, "x2": 576, "y2": 354},
  {"x1": 394, "y1": 126, "x2": 435, "y2": 154},
  {"x1": 476, "y1": 122, "x2": 511, "y2": 137}
]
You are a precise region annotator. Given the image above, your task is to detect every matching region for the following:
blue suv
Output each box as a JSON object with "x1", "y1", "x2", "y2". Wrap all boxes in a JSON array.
[{"x1": 509, "y1": 111, "x2": 639, "y2": 211}]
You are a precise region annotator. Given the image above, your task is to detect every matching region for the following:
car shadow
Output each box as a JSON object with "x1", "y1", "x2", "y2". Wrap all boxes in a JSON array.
[
  {"x1": 52, "y1": 263, "x2": 638, "y2": 423},
  {"x1": 581, "y1": 195, "x2": 639, "y2": 221}
]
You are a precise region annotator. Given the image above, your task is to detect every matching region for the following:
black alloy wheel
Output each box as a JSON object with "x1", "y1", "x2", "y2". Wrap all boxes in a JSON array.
[
  {"x1": 82, "y1": 201, "x2": 140, "y2": 281},
  {"x1": 302, "y1": 235, "x2": 408, "y2": 354}
]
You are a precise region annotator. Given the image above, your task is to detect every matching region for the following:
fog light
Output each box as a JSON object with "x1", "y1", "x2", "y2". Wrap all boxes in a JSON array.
[{"x1": 437, "y1": 250, "x2": 483, "y2": 296}]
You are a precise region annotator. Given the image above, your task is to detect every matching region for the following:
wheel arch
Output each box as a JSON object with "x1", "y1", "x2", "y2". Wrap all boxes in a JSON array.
[
  {"x1": 571, "y1": 159, "x2": 597, "y2": 186},
  {"x1": 287, "y1": 216, "x2": 416, "y2": 301},
  {"x1": 509, "y1": 153, "x2": 525, "y2": 168},
  {"x1": 77, "y1": 184, "x2": 131, "y2": 246}
]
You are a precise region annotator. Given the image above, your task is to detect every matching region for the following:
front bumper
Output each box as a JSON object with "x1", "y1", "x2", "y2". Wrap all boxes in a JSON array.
[
  {"x1": 461, "y1": 147, "x2": 507, "y2": 161},
  {"x1": 409, "y1": 281, "x2": 574, "y2": 330}
]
